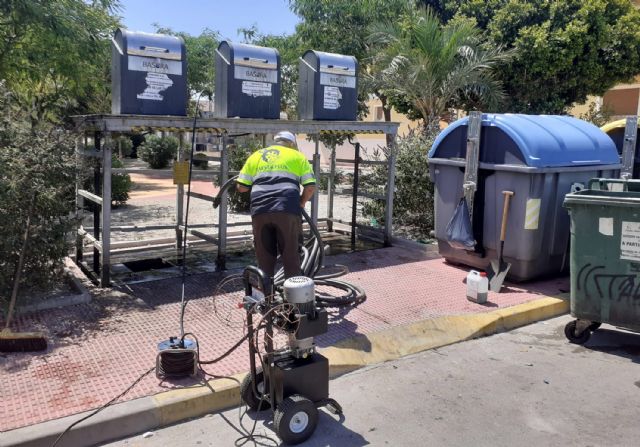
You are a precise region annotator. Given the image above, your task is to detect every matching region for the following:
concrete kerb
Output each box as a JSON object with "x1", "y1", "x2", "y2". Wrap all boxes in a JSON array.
[{"x1": 2, "y1": 296, "x2": 568, "y2": 447}]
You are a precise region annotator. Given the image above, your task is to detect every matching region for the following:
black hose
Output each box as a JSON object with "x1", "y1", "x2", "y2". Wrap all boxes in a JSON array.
[{"x1": 214, "y1": 176, "x2": 366, "y2": 308}]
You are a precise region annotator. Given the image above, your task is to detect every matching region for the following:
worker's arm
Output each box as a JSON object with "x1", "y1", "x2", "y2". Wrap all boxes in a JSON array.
[
  {"x1": 300, "y1": 185, "x2": 315, "y2": 208},
  {"x1": 298, "y1": 155, "x2": 316, "y2": 208},
  {"x1": 237, "y1": 152, "x2": 257, "y2": 193}
]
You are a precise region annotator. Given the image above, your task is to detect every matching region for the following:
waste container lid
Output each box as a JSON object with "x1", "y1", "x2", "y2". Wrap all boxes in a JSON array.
[{"x1": 428, "y1": 114, "x2": 619, "y2": 168}]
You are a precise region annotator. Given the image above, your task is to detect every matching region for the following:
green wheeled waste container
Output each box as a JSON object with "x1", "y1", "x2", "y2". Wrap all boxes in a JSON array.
[{"x1": 563, "y1": 178, "x2": 640, "y2": 344}]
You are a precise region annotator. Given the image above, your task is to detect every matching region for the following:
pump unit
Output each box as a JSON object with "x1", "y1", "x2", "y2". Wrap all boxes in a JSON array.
[
  {"x1": 214, "y1": 41, "x2": 281, "y2": 119},
  {"x1": 111, "y1": 28, "x2": 187, "y2": 116},
  {"x1": 298, "y1": 50, "x2": 358, "y2": 121},
  {"x1": 240, "y1": 267, "x2": 339, "y2": 445}
]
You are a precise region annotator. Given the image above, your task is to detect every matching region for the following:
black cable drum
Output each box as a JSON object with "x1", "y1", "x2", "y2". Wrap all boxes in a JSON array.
[{"x1": 156, "y1": 338, "x2": 197, "y2": 379}]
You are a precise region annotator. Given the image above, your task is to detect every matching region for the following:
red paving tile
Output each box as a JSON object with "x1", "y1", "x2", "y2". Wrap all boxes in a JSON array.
[{"x1": 0, "y1": 245, "x2": 568, "y2": 432}]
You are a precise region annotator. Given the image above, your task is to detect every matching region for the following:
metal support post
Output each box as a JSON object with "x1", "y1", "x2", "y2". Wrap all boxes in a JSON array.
[
  {"x1": 351, "y1": 142, "x2": 361, "y2": 249},
  {"x1": 217, "y1": 135, "x2": 229, "y2": 269},
  {"x1": 101, "y1": 136, "x2": 112, "y2": 287},
  {"x1": 75, "y1": 136, "x2": 84, "y2": 263},
  {"x1": 384, "y1": 133, "x2": 397, "y2": 246},
  {"x1": 327, "y1": 146, "x2": 336, "y2": 232},
  {"x1": 311, "y1": 138, "x2": 320, "y2": 226},
  {"x1": 176, "y1": 132, "x2": 185, "y2": 255},
  {"x1": 93, "y1": 132, "x2": 101, "y2": 274},
  {"x1": 620, "y1": 116, "x2": 638, "y2": 180},
  {"x1": 463, "y1": 111, "x2": 482, "y2": 223}
]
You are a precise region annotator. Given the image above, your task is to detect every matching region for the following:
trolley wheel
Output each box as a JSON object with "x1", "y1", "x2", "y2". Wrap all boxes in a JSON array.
[
  {"x1": 589, "y1": 322, "x2": 602, "y2": 331},
  {"x1": 274, "y1": 394, "x2": 319, "y2": 445},
  {"x1": 564, "y1": 320, "x2": 591, "y2": 345},
  {"x1": 240, "y1": 369, "x2": 270, "y2": 411}
]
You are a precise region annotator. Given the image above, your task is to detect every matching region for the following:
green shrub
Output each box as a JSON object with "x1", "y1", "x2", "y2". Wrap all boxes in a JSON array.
[
  {"x1": 106, "y1": 136, "x2": 134, "y2": 158},
  {"x1": 317, "y1": 169, "x2": 346, "y2": 192},
  {"x1": 130, "y1": 133, "x2": 146, "y2": 157},
  {"x1": 578, "y1": 102, "x2": 614, "y2": 128},
  {"x1": 0, "y1": 84, "x2": 77, "y2": 302},
  {"x1": 192, "y1": 152, "x2": 209, "y2": 169},
  {"x1": 111, "y1": 156, "x2": 133, "y2": 207},
  {"x1": 81, "y1": 156, "x2": 133, "y2": 208},
  {"x1": 138, "y1": 135, "x2": 179, "y2": 168},
  {"x1": 360, "y1": 131, "x2": 435, "y2": 241},
  {"x1": 212, "y1": 139, "x2": 260, "y2": 213}
]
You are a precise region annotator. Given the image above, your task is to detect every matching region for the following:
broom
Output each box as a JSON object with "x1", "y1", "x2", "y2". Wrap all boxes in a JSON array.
[{"x1": 0, "y1": 198, "x2": 47, "y2": 352}]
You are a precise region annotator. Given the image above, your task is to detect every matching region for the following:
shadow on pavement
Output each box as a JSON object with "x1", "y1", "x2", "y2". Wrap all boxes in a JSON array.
[
  {"x1": 217, "y1": 408, "x2": 369, "y2": 447},
  {"x1": 578, "y1": 328, "x2": 640, "y2": 364}
]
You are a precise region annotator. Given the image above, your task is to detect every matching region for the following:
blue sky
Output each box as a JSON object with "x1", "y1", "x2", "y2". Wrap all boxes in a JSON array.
[{"x1": 119, "y1": 0, "x2": 299, "y2": 40}]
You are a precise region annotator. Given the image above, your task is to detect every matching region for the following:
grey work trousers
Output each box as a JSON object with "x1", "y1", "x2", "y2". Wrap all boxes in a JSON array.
[{"x1": 251, "y1": 212, "x2": 302, "y2": 279}]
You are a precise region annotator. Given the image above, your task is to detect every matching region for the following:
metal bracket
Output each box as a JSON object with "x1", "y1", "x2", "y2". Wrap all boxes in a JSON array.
[
  {"x1": 620, "y1": 115, "x2": 638, "y2": 180},
  {"x1": 463, "y1": 111, "x2": 482, "y2": 223}
]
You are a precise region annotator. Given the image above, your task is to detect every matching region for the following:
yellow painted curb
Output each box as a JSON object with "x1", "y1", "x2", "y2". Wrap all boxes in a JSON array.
[
  {"x1": 323, "y1": 296, "x2": 569, "y2": 376},
  {"x1": 151, "y1": 373, "x2": 245, "y2": 426},
  {"x1": 149, "y1": 296, "x2": 568, "y2": 424}
]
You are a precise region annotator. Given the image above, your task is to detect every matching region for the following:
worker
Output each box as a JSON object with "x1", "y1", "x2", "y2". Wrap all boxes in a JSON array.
[{"x1": 236, "y1": 131, "x2": 316, "y2": 280}]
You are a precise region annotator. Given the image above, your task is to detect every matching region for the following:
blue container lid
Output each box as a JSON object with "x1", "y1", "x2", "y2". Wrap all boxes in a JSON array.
[{"x1": 428, "y1": 114, "x2": 619, "y2": 168}]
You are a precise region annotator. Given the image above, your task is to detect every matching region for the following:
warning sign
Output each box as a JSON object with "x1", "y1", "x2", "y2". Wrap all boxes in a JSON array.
[
  {"x1": 323, "y1": 86, "x2": 342, "y2": 110},
  {"x1": 173, "y1": 161, "x2": 189, "y2": 185},
  {"x1": 620, "y1": 221, "x2": 640, "y2": 261}
]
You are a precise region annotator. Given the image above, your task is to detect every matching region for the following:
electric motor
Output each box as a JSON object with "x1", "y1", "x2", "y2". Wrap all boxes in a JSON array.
[{"x1": 283, "y1": 276, "x2": 315, "y2": 315}]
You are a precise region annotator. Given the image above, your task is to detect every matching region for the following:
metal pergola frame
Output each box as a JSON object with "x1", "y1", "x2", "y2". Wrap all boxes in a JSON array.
[{"x1": 73, "y1": 115, "x2": 399, "y2": 286}]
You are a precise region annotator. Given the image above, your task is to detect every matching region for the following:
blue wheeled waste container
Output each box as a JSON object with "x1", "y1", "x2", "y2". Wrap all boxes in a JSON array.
[{"x1": 428, "y1": 114, "x2": 621, "y2": 281}]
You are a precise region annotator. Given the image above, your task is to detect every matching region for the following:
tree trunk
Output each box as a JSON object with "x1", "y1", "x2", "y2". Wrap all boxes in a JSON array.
[{"x1": 378, "y1": 94, "x2": 394, "y2": 147}]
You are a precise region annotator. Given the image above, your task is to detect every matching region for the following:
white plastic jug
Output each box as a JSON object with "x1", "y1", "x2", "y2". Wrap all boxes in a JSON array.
[{"x1": 466, "y1": 270, "x2": 488, "y2": 304}]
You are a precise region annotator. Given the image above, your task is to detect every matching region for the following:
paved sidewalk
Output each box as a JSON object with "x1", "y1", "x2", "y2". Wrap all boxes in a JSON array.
[{"x1": 0, "y1": 244, "x2": 568, "y2": 434}]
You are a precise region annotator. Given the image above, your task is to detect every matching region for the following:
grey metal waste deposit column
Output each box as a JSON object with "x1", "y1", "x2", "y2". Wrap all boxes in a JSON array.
[
  {"x1": 111, "y1": 28, "x2": 187, "y2": 116},
  {"x1": 428, "y1": 114, "x2": 621, "y2": 281},
  {"x1": 298, "y1": 50, "x2": 358, "y2": 121},
  {"x1": 215, "y1": 41, "x2": 280, "y2": 119}
]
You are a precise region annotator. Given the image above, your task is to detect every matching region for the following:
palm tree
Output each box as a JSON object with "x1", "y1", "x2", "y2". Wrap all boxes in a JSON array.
[{"x1": 369, "y1": 8, "x2": 513, "y2": 135}]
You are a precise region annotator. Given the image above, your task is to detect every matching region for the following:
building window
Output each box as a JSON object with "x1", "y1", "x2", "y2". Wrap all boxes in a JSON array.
[{"x1": 374, "y1": 105, "x2": 384, "y2": 121}]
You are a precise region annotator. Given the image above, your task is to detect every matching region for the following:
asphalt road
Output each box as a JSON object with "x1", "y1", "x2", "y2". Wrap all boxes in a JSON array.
[{"x1": 105, "y1": 315, "x2": 640, "y2": 447}]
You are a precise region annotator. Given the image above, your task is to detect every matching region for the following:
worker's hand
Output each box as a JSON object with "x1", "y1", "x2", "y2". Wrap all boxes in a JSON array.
[{"x1": 300, "y1": 199, "x2": 307, "y2": 209}]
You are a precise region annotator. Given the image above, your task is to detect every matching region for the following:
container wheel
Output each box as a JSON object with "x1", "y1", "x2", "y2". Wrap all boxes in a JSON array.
[
  {"x1": 240, "y1": 369, "x2": 269, "y2": 411},
  {"x1": 589, "y1": 322, "x2": 602, "y2": 331},
  {"x1": 564, "y1": 320, "x2": 591, "y2": 344},
  {"x1": 274, "y1": 394, "x2": 318, "y2": 445}
]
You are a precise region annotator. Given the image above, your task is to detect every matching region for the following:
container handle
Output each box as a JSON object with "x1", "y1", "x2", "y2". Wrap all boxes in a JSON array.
[
  {"x1": 140, "y1": 46, "x2": 170, "y2": 53},
  {"x1": 588, "y1": 178, "x2": 629, "y2": 191},
  {"x1": 326, "y1": 64, "x2": 350, "y2": 71},
  {"x1": 243, "y1": 56, "x2": 269, "y2": 63}
]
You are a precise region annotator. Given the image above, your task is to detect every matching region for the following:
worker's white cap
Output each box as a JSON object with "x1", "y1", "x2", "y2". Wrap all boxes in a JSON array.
[{"x1": 274, "y1": 131, "x2": 297, "y2": 147}]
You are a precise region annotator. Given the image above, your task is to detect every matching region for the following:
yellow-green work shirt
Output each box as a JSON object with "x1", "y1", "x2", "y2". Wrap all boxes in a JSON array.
[{"x1": 237, "y1": 145, "x2": 316, "y2": 216}]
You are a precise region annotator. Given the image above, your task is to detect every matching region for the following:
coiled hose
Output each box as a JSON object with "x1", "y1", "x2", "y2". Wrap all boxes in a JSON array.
[{"x1": 214, "y1": 176, "x2": 366, "y2": 308}]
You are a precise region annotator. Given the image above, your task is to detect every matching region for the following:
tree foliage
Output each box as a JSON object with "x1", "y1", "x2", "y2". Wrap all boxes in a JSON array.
[
  {"x1": 370, "y1": 8, "x2": 512, "y2": 132},
  {"x1": 433, "y1": 0, "x2": 640, "y2": 113},
  {"x1": 0, "y1": 0, "x2": 122, "y2": 124},
  {"x1": 154, "y1": 26, "x2": 220, "y2": 95},
  {"x1": 0, "y1": 83, "x2": 77, "y2": 302}
]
